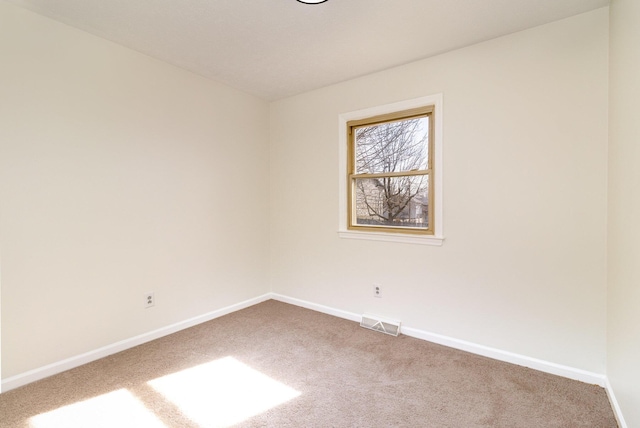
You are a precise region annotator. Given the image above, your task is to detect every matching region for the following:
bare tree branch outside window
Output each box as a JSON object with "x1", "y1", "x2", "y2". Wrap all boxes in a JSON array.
[{"x1": 351, "y1": 115, "x2": 431, "y2": 230}]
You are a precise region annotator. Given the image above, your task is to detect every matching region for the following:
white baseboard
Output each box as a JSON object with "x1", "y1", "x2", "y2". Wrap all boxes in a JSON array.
[
  {"x1": 271, "y1": 293, "x2": 607, "y2": 387},
  {"x1": 401, "y1": 326, "x2": 606, "y2": 386},
  {"x1": 0, "y1": 292, "x2": 612, "y2": 403},
  {"x1": 605, "y1": 378, "x2": 628, "y2": 428},
  {"x1": 271, "y1": 293, "x2": 361, "y2": 323},
  {"x1": 1, "y1": 293, "x2": 271, "y2": 392}
]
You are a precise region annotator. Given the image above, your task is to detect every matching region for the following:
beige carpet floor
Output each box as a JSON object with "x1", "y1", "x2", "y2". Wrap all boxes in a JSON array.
[{"x1": 0, "y1": 300, "x2": 617, "y2": 427}]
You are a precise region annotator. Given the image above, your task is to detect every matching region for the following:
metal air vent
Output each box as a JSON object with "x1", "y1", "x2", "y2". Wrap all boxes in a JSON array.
[{"x1": 360, "y1": 314, "x2": 401, "y2": 337}]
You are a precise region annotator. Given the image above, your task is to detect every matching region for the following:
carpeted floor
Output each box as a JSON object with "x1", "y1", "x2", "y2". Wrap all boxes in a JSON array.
[{"x1": 0, "y1": 300, "x2": 617, "y2": 427}]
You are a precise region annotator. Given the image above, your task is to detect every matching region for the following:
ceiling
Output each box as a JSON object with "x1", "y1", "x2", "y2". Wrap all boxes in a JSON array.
[{"x1": 8, "y1": 0, "x2": 609, "y2": 100}]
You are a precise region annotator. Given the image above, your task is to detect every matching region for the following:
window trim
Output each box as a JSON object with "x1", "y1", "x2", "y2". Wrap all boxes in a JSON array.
[{"x1": 338, "y1": 94, "x2": 444, "y2": 246}]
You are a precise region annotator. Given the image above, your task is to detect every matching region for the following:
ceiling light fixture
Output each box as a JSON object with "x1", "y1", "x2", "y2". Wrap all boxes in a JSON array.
[{"x1": 296, "y1": 0, "x2": 328, "y2": 4}]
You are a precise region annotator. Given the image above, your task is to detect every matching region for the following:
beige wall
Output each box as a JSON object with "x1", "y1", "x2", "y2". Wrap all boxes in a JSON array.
[
  {"x1": 270, "y1": 9, "x2": 609, "y2": 373},
  {"x1": 0, "y1": 2, "x2": 270, "y2": 378},
  {"x1": 2, "y1": 2, "x2": 628, "y2": 415},
  {"x1": 608, "y1": 0, "x2": 640, "y2": 425}
]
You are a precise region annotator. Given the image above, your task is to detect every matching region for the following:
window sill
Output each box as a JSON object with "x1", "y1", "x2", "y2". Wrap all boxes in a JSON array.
[{"x1": 338, "y1": 230, "x2": 444, "y2": 246}]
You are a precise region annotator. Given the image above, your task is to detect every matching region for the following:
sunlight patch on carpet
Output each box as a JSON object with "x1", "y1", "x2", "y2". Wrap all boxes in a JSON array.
[
  {"x1": 147, "y1": 356, "x2": 301, "y2": 427},
  {"x1": 29, "y1": 389, "x2": 166, "y2": 428}
]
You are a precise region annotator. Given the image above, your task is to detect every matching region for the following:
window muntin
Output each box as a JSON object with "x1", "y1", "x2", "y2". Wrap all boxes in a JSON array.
[{"x1": 347, "y1": 106, "x2": 434, "y2": 234}]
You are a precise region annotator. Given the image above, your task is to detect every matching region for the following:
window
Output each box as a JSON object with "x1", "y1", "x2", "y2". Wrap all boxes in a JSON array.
[
  {"x1": 348, "y1": 107, "x2": 433, "y2": 234},
  {"x1": 338, "y1": 95, "x2": 443, "y2": 245}
]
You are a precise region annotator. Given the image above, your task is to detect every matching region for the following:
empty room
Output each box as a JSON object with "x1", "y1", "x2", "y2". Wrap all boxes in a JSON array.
[{"x1": 0, "y1": 0, "x2": 638, "y2": 426}]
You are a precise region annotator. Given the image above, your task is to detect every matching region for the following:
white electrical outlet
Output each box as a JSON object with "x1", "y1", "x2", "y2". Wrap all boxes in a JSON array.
[
  {"x1": 144, "y1": 292, "x2": 155, "y2": 308},
  {"x1": 373, "y1": 284, "x2": 382, "y2": 298}
]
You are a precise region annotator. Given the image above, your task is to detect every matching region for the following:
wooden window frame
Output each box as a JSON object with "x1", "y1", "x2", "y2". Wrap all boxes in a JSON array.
[{"x1": 347, "y1": 106, "x2": 435, "y2": 235}]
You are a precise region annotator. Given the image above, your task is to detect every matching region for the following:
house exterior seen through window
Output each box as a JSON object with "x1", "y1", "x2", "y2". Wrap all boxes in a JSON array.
[{"x1": 347, "y1": 106, "x2": 434, "y2": 235}]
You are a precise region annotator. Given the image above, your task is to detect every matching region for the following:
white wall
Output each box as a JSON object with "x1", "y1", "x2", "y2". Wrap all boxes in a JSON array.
[
  {"x1": 0, "y1": 0, "x2": 619, "y2": 399},
  {"x1": 270, "y1": 9, "x2": 609, "y2": 373},
  {"x1": 608, "y1": 0, "x2": 640, "y2": 425},
  {"x1": 0, "y1": 2, "x2": 270, "y2": 378}
]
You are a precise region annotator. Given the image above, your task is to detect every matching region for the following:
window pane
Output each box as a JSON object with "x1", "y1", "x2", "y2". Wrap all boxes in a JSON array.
[
  {"x1": 355, "y1": 116, "x2": 429, "y2": 174},
  {"x1": 354, "y1": 175, "x2": 429, "y2": 229}
]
